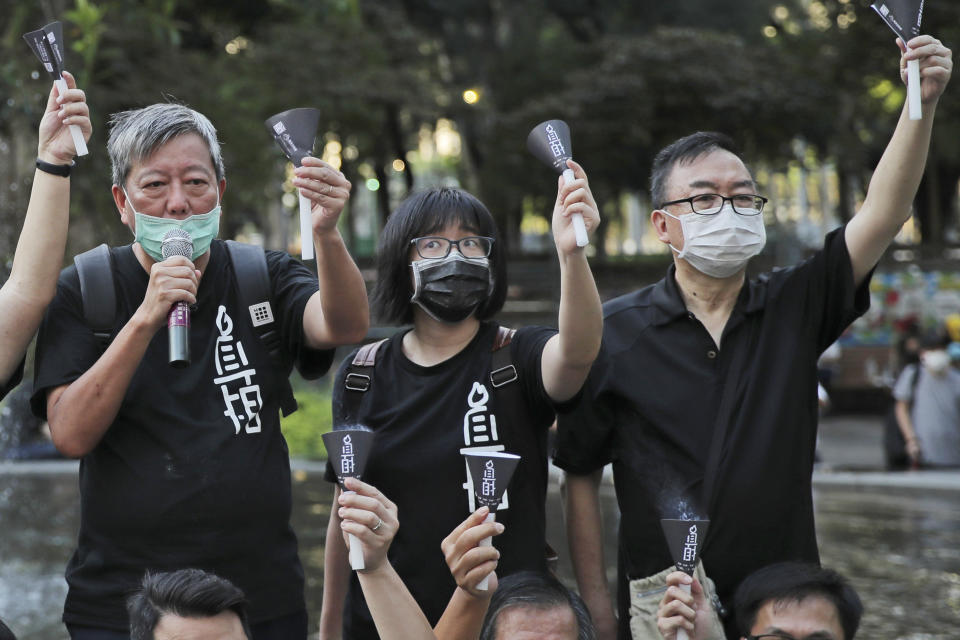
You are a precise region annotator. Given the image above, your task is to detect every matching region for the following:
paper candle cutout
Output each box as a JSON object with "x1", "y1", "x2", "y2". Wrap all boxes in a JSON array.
[
  {"x1": 661, "y1": 518, "x2": 710, "y2": 640},
  {"x1": 323, "y1": 428, "x2": 375, "y2": 570},
  {"x1": 23, "y1": 21, "x2": 88, "y2": 156},
  {"x1": 871, "y1": 1, "x2": 925, "y2": 120},
  {"x1": 463, "y1": 451, "x2": 521, "y2": 590},
  {"x1": 527, "y1": 119, "x2": 588, "y2": 247},
  {"x1": 265, "y1": 108, "x2": 321, "y2": 259}
]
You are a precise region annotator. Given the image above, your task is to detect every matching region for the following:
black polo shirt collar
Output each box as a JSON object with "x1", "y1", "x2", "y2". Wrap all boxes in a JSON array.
[{"x1": 650, "y1": 263, "x2": 769, "y2": 327}]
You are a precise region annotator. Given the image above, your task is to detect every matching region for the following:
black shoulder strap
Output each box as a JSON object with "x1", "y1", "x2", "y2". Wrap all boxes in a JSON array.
[
  {"x1": 73, "y1": 243, "x2": 116, "y2": 346},
  {"x1": 224, "y1": 240, "x2": 297, "y2": 416},
  {"x1": 344, "y1": 339, "x2": 389, "y2": 393},
  {"x1": 490, "y1": 326, "x2": 518, "y2": 387},
  {"x1": 701, "y1": 324, "x2": 759, "y2": 518}
]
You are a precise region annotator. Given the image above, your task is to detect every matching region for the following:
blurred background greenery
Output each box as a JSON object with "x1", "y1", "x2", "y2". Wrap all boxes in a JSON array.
[{"x1": 3, "y1": 0, "x2": 959, "y2": 267}]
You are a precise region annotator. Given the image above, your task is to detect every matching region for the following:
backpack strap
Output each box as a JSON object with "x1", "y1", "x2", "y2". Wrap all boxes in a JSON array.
[
  {"x1": 344, "y1": 339, "x2": 389, "y2": 392},
  {"x1": 73, "y1": 243, "x2": 116, "y2": 347},
  {"x1": 490, "y1": 326, "x2": 518, "y2": 388},
  {"x1": 224, "y1": 240, "x2": 297, "y2": 416}
]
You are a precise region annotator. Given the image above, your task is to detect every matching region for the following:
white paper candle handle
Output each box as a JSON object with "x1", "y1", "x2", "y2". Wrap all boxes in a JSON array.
[
  {"x1": 476, "y1": 511, "x2": 495, "y2": 591},
  {"x1": 53, "y1": 77, "x2": 88, "y2": 156},
  {"x1": 298, "y1": 192, "x2": 315, "y2": 260},
  {"x1": 562, "y1": 168, "x2": 589, "y2": 248},
  {"x1": 342, "y1": 488, "x2": 365, "y2": 570},
  {"x1": 675, "y1": 582, "x2": 692, "y2": 640},
  {"x1": 907, "y1": 57, "x2": 922, "y2": 121},
  {"x1": 348, "y1": 532, "x2": 365, "y2": 570}
]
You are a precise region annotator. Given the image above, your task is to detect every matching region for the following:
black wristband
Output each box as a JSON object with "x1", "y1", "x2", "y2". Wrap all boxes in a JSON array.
[{"x1": 36, "y1": 158, "x2": 75, "y2": 177}]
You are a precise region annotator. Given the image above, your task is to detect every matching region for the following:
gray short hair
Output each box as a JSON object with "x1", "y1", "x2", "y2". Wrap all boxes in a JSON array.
[
  {"x1": 108, "y1": 103, "x2": 225, "y2": 187},
  {"x1": 480, "y1": 571, "x2": 595, "y2": 640}
]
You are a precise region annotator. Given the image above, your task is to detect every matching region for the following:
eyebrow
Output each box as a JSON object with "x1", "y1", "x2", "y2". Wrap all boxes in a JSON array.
[
  {"x1": 688, "y1": 179, "x2": 756, "y2": 191},
  {"x1": 137, "y1": 165, "x2": 215, "y2": 180}
]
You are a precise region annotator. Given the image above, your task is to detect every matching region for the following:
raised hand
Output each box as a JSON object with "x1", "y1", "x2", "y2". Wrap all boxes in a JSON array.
[
  {"x1": 656, "y1": 572, "x2": 710, "y2": 640},
  {"x1": 898, "y1": 35, "x2": 953, "y2": 104},
  {"x1": 38, "y1": 70, "x2": 91, "y2": 165},
  {"x1": 338, "y1": 477, "x2": 400, "y2": 572},
  {"x1": 294, "y1": 156, "x2": 353, "y2": 234},
  {"x1": 553, "y1": 159, "x2": 599, "y2": 254},
  {"x1": 441, "y1": 506, "x2": 504, "y2": 598}
]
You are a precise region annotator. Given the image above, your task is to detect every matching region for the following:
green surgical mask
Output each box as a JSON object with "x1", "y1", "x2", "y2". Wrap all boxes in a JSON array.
[{"x1": 124, "y1": 188, "x2": 221, "y2": 262}]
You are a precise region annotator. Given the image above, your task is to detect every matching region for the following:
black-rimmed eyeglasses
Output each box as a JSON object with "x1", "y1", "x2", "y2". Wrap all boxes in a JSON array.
[
  {"x1": 660, "y1": 193, "x2": 768, "y2": 216},
  {"x1": 410, "y1": 236, "x2": 494, "y2": 260}
]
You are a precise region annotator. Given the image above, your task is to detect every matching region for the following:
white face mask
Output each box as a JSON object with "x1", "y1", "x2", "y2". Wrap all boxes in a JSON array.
[
  {"x1": 662, "y1": 204, "x2": 766, "y2": 278},
  {"x1": 922, "y1": 350, "x2": 951, "y2": 375}
]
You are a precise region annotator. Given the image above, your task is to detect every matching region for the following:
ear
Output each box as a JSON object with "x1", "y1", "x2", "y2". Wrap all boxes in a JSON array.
[
  {"x1": 651, "y1": 209, "x2": 673, "y2": 246},
  {"x1": 111, "y1": 184, "x2": 131, "y2": 225},
  {"x1": 218, "y1": 177, "x2": 227, "y2": 200}
]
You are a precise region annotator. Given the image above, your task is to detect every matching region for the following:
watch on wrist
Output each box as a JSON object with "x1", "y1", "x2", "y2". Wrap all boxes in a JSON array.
[{"x1": 36, "y1": 157, "x2": 75, "y2": 177}]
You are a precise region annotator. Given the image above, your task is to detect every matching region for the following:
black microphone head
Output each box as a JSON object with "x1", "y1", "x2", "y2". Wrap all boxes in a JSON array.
[{"x1": 161, "y1": 228, "x2": 193, "y2": 260}]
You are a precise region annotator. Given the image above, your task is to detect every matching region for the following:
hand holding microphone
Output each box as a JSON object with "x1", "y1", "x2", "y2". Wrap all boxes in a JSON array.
[{"x1": 161, "y1": 229, "x2": 194, "y2": 367}]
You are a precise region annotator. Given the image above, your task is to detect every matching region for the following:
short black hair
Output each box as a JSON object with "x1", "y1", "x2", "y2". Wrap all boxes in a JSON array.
[
  {"x1": 734, "y1": 562, "x2": 863, "y2": 640},
  {"x1": 127, "y1": 569, "x2": 251, "y2": 640},
  {"x1": 480, "y1": 571, "x2": 595, "y2": 640},
  {"x1": 372, "y1": 187, "x2": 508, "y2": 325},
  {"x1": 0, "y1": 618, "x2": 16, "y2": 640},
  {"x1": 649, "y1": 131, "x2": 748, "y2": 207}
]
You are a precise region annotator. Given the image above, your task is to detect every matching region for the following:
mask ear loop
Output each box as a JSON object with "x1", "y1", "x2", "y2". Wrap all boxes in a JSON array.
[{"x1": 657, "y1": 208, "x2": 686, "y2": 258}]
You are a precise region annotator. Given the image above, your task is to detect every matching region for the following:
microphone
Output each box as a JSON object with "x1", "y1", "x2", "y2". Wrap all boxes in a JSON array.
[{"x1": 161, "y1": 229, "x2": 193, "y2": 368}]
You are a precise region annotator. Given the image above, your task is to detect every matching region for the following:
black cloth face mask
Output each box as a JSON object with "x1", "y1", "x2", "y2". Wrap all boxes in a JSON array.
[{"x1": 410, "y1": 252, "x2": 492, "y2": 323}]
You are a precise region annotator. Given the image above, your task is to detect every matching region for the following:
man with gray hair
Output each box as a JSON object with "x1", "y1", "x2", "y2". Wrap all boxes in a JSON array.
[
  {"x1": 31, "y1": 101, "x2": 369, "y2": 639},
  {"x1": 479, "y1": 571, "x2": 596, "y2": 640}
]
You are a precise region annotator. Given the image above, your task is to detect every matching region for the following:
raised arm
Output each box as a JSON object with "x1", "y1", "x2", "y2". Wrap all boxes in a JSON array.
[
  {"x1": 295, "y1": 157, "x2": 369, "y2": 348},
  {"x1": 434, "y1": 507, "x2": 503, "y2": 640},
  {"x1": 564, "y1": 470, "x2": 618, "y2": 640},
  {"x1": 845, "y1": 35, "x2": 953, "y2": 286},
  {"x1": 541, "y1": 159, "x2": 603, "y2": 402},
  {"x1": 45, "y1": 256, "x2": 199, "y2": 457},
  {"x1": 0, "y1": 71, "x2": 90, "y2": 384},
  {"x1": 320, "y1": 484, "x2": 351, "y2": 640},
  {"x1": 336, "y1": 478, "x2": 437, "y2": 640}
]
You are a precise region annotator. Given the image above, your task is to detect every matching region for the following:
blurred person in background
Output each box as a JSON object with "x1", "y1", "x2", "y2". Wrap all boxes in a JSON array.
[{"x1": 894, "y1": 330, "x2": 960, "y2": 468}]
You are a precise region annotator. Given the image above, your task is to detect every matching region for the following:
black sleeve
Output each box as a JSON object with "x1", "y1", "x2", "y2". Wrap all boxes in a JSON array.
[
  {"x1": 30, "y1": 267, "x2": 103, "y2": 419},
  {"x1": 553, "y1": 347, "x2": 616, "y2": 474},
  {"x1": 513, "y1": 326, "x2": 568, "y2": 426},
  {"x1": 265, "y1": 251, "x2": 335, "y2": 379},
  {"x1": 0, "y1": 358, "x2": 25, "y2": 402},
  {"x1": 773, "y1": 224, "x2": 872, "y2": 354}
]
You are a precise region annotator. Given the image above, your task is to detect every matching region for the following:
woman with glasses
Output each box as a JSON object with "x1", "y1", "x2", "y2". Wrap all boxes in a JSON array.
[{"x1": 319, "y1": 161, "x2": 602, "y2": 640}]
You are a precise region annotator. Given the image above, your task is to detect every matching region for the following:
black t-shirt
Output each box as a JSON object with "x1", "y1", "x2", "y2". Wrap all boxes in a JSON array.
[
  {"x1": 31, "y1": 240, "x2": 333, "y2": 630},
  {"x1": 554, "y1": 226, "x2": 871, "y2": 640},
  {"x1": 327, "y1": 321, "x2": 558, "y2": 639}
]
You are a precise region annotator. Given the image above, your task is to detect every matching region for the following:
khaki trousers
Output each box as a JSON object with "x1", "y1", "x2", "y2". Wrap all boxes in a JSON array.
[{"x1": 627, "y1": 561, "x2": 726, "y2": 640}]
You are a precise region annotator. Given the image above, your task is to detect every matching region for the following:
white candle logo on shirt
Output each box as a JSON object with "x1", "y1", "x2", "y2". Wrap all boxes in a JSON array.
[
  {"x1": 460, "y1": 381, "x2": 509, "y2": 512},
  {"x1": 214, "y1": 305, "x2": 263, "y2": 435}
]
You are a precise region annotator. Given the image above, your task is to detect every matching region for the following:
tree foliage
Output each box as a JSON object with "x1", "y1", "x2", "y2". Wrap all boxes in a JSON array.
[{"x1": 1, "y1": 0, "x2": 958, "y2": 275}]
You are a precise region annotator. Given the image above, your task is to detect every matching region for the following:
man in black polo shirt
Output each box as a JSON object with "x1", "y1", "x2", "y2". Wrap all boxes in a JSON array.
[{"x1": 555, "y1": 36, "x2": 952, "y2": 640}]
